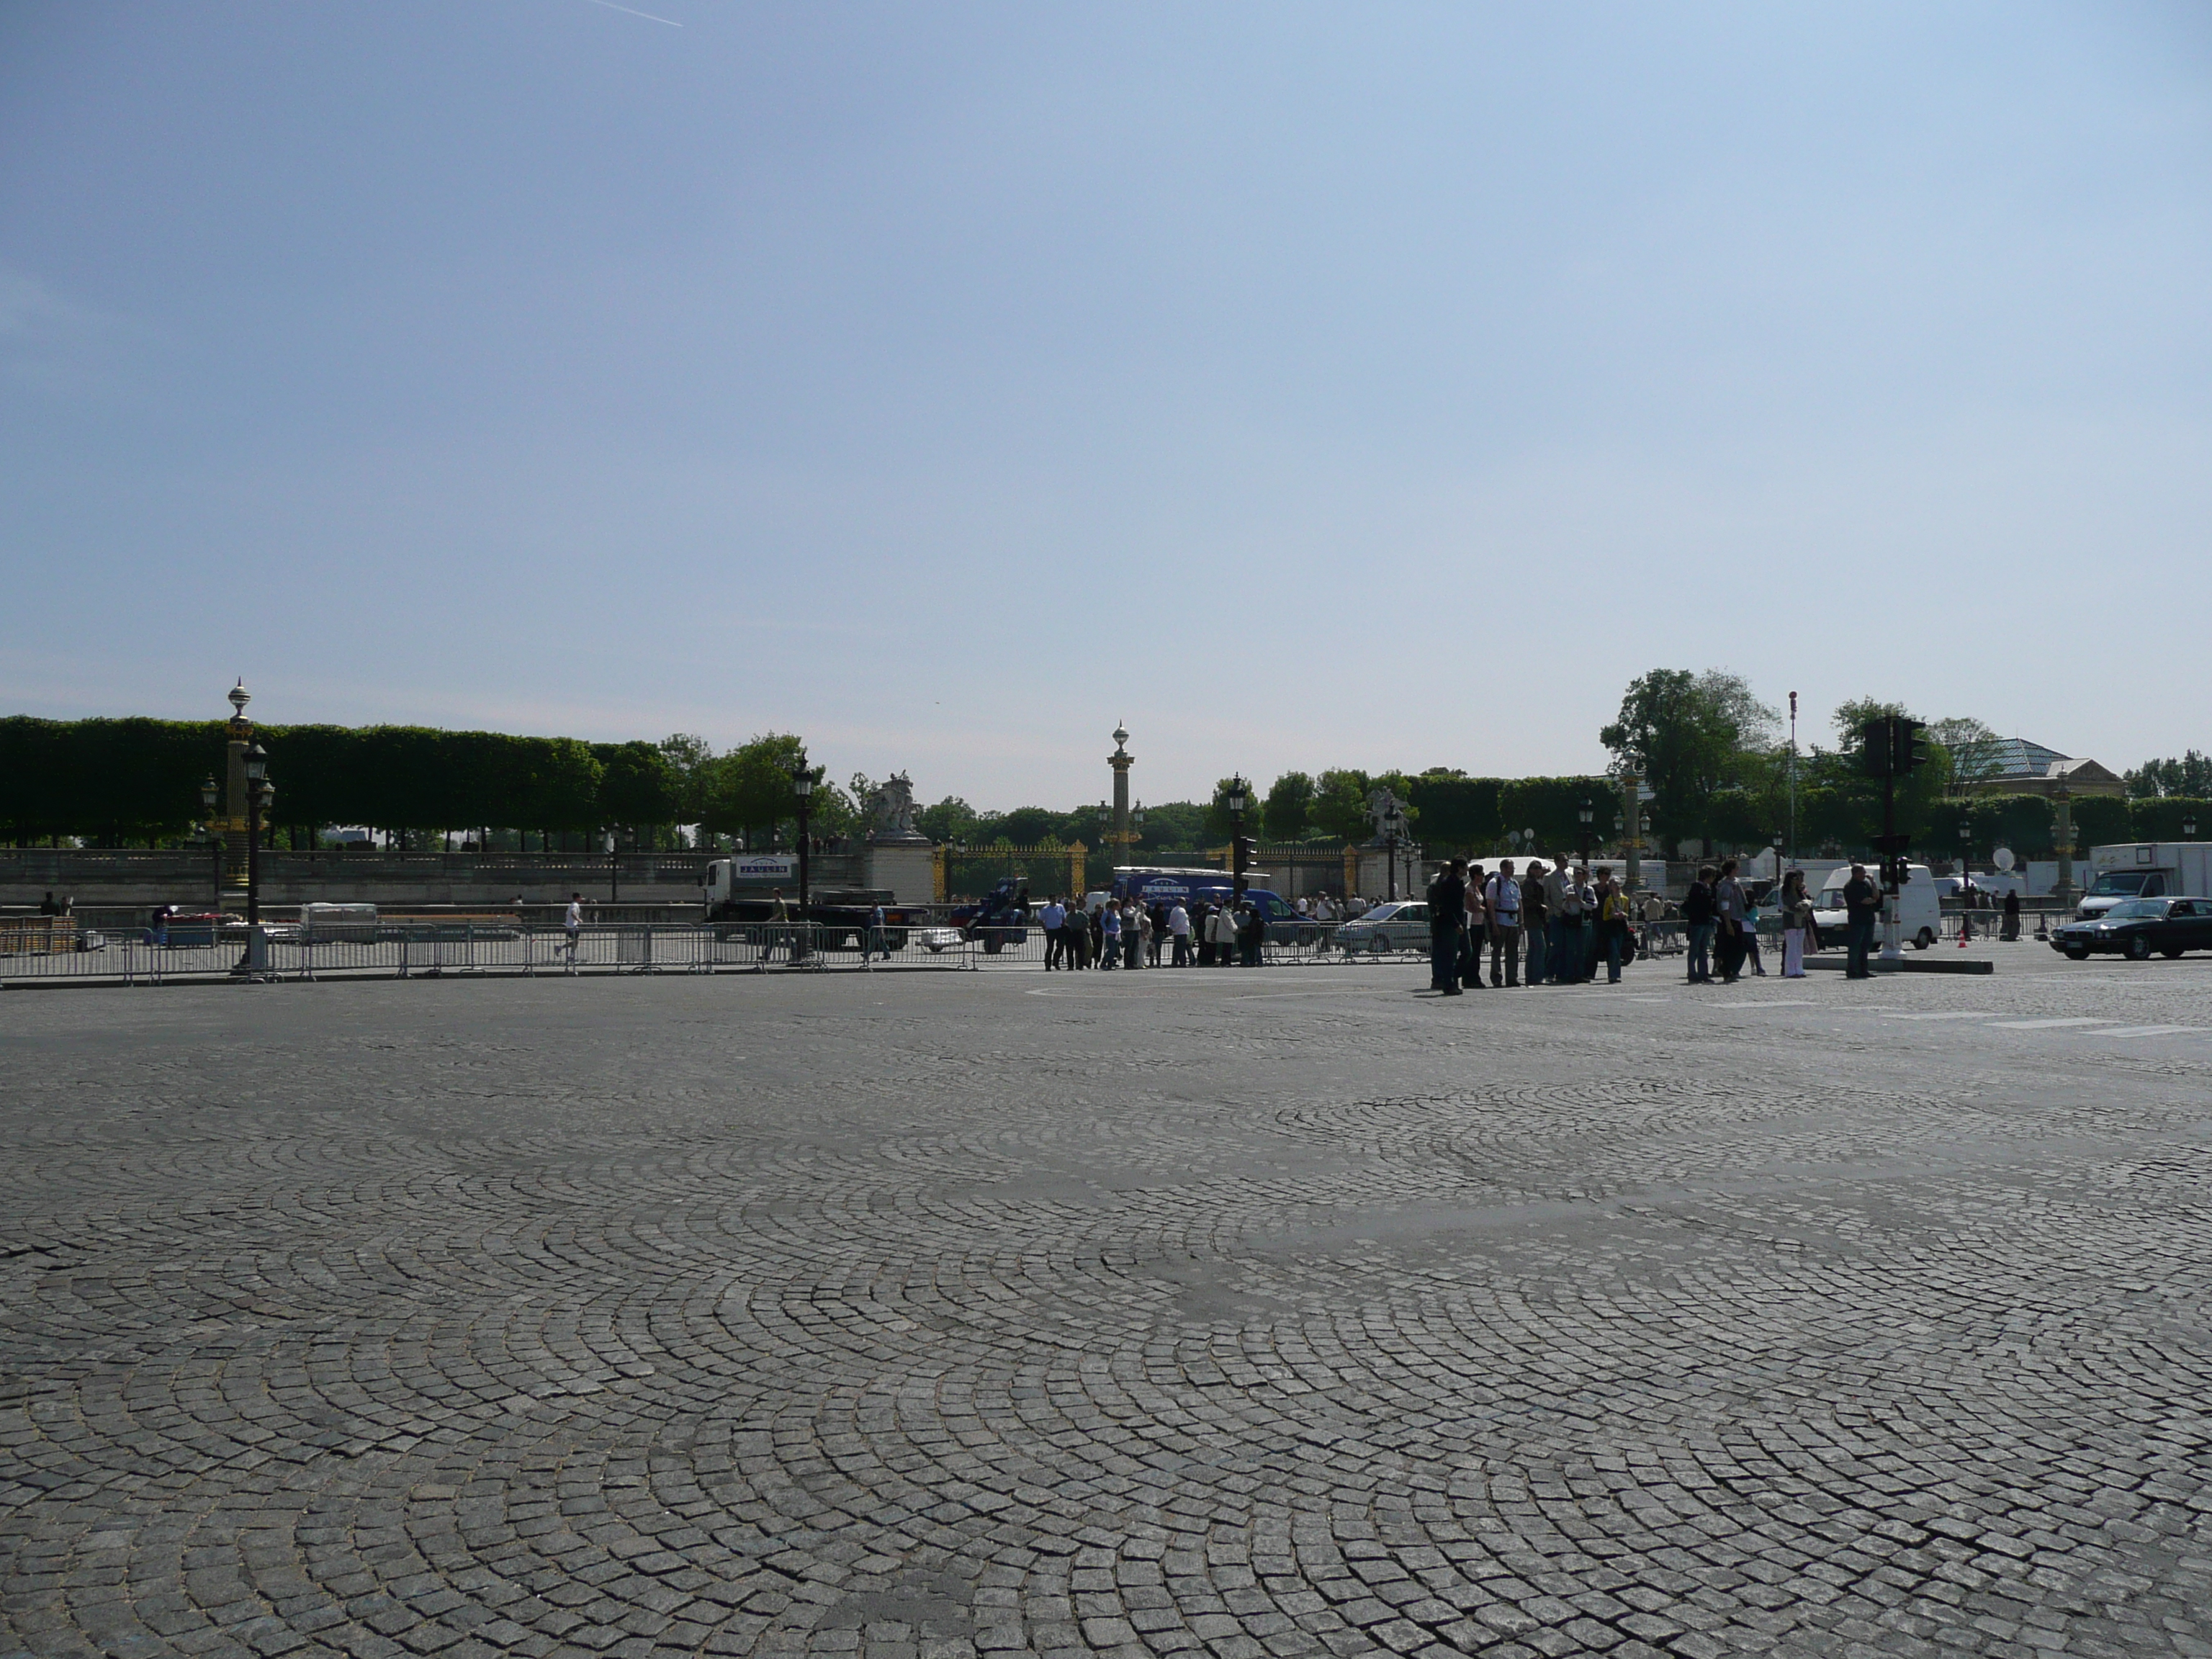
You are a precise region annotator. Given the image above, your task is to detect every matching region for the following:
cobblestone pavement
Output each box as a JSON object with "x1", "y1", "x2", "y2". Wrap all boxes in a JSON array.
[{"x1": 6, "y1": 951, "x2": 2212, "y2": 1659}]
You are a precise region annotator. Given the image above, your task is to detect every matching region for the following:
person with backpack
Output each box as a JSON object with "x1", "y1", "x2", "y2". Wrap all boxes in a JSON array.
[{"x1": 1485, "y1": 860, "x2": 1522, "y2": 987}]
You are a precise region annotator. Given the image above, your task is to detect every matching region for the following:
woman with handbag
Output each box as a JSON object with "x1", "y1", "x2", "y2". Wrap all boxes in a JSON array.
[{"x1": 1780, "y1": 870, "x2": 1815, "y2": 979}]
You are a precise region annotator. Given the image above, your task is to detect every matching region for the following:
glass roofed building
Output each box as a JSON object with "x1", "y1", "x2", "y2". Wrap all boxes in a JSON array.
[{"x1": 1960, "y1": 736, "x2": 2125, "y2": 798}]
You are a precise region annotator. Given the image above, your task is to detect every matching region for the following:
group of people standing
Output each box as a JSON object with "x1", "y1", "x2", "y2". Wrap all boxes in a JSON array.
[
  {"x1": 1679, "y1": 858, "x2": 1806, "y2": 983},
  {"x1": 1035, "y1": 894, "x2": 1267, "y2": 971},
  {"x1": 1424, "y1": 857, "x2": 1642, "y2": 994}
]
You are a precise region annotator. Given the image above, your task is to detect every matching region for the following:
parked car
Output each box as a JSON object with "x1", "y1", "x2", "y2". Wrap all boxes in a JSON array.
[
  {"x1": 2050, "y1": 896, "x2": 2212, "y2": 961},
  {"x1": 1335, "y1": 900, "x2": 1431, "y2": 955}
]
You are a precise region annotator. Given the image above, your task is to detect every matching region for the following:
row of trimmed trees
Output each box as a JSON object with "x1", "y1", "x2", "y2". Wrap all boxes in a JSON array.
[
  {"x1": 6, "y1": 706, "x2": 2201, "y2": 864},
  {"x1": 0, "y1": 718, "x2": 679, "y2": 848}
]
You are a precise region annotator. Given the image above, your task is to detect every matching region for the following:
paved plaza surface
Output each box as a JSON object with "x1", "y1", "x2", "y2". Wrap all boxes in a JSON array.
[{"x1": 6, "y1": 951, "x2": 2212, "y2": 1659}]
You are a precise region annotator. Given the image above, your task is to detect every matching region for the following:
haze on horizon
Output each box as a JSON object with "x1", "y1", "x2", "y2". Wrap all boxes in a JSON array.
[{"x1": 3, "y1": 2, "x2": 2208, "y2": 811}]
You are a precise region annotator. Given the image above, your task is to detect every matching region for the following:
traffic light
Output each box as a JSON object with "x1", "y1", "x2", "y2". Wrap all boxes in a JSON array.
[
  {"x1": 1897, "y1": 717, "x2": 1931, "y2": 773},
  {"x1": 1862, "y1": 717, "x2": 1894, "y2": 778},
  {"x1": 1233, "y1": 834, "x2": 1257, "y2": 873}
]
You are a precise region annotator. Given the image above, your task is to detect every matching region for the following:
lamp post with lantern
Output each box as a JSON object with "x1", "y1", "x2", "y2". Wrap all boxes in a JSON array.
[
  {"x1": 201, "y1": 775, "x2": 220, "y2": 904},
  {"x1": 791, "y1": 760, "x2": 817, "y2": 912},
  {"x1": 229, "y1": 742, "x2": 275, "y2": 978},
  {"x1": 243, "y1": 743, "x2": 271, "y2": 929},
  {"x1": 1226, "y1": 777, "x2": 1252, "y2": 902},
  {"x1": 1958, "y1": 822, "x2": 1974, "y2": 942},
  {"x1": 1380, "y1": 796, "x2": 1405, "y2": 902}
]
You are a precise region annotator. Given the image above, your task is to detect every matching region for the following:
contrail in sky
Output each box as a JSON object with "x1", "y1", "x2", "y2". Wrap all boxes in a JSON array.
[{"x1": 583, "y1": 0, "x2": 682, "y2": 24}]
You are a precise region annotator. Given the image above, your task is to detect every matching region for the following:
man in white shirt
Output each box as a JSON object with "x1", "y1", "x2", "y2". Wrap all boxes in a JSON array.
[
  {"x1": 1485, "y1": 860, "x2": 1522, "y2": 987},
  {"x1": 1167, "y1": 902, "x2": 1191, "y2": 966},
  {"x1": 564, "y1": 892, "x2": 584, "y2": 963},
  {"x1": 1038, "y1": 896, "x2": 1068, "y2": 969}
]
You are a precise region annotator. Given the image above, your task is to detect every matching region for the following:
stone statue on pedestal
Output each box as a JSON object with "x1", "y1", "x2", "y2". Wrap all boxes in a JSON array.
[{"x1": 867, "y1": 773, "x2": 929, "y2": 845}]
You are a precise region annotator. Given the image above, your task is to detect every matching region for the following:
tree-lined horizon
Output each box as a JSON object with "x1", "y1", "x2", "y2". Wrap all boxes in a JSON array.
[{"x1": 4, "y1": 671, "x2": 2200, "y2": 863}]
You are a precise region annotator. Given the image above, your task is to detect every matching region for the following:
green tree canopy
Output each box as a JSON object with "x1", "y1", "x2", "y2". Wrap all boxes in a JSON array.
[
  {"x1": 701, "y1": 732, "x2": 808, "y2": 842},
  {"x1": 1599, "y1": 669, "x2": 1777, "y2": 851},
  {"x1": 1262, "y1": 771, "x2": 1316, "y2": 840},
  {"x1": 1406, "y1": 771, "x2": 1500, "y2": 854},
  {"x1": 594, "y1": 741, "x2": 678, "y2": 832},
  {"x1": 2127, "y1": 751, "x2": 2212, "y2": 799},
  {"x1": 919, "y1": 796, "x2": 981, "y2": 844}
]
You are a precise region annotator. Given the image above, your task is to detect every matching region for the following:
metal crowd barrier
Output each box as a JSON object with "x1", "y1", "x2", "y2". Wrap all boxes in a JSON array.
[{"x1": 0, "y1": 922, "x2": 984, "y2": 987}]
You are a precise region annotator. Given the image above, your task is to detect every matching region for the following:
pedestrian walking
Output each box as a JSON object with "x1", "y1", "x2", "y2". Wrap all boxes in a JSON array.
[
  {"x1": 1780, "y1": 870, "x2": 1814, "y2": 978},
  {"x1": 1485, "y1": 860, "x2": 1522, "y2": 987},
  {"x1": 1040, "y1": 895, "x2": 1067, "y2": 969},
  {"x1": 1742, "y1": 891, "x2": 1767, "y2": 976},
  {"x1": 2001, "y1": 887, "x2": 2021, "y2": 942},
  {"x1": 1683, "y1": 867, "x2": 1717, "y2": 983},
  {"x1": 1099, "y1": 899, "x2": 1123, "y2": 968},
  {"x1": 1429, "y1": 860, "x2": 1467, "y2": 994},
  {"x1": 866, "y1": 902, "x2": 890, "y2": 963},
  {"x1": 1129, "y1": 902, "x2": 1148, "y2": 968},
  {"x1": 1843, "y1": 861, "x2": 1881, "y2": 979},
  {"x1": 565, "y1": 891, "x2": 585, "y2": 964},
  {"x1": 1521, "y1": 860, "x2": 1548, "y2": 984},
  {"x1": 1169, "y1": 900, "x2": 1191, "y2": 966}
]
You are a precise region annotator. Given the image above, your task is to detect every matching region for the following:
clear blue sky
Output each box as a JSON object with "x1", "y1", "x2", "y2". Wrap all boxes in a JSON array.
[{"x1": 4, "y1": 3, "x2": 2208, "y2": 809}]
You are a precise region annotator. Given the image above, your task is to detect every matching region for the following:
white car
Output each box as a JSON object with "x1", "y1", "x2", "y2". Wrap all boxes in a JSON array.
[
  {"x1": 1334, "y1": 901, "x2": 1432, "y2": 955},
  {"x1": 1810, "y1": 863, "x2": 1941, "y2": 950}
]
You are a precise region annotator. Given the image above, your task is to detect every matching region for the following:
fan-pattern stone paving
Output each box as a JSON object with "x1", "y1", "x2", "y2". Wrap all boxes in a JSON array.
[{"x1": 6, "y1": 959, "x2": 2212, "y2": 1658}]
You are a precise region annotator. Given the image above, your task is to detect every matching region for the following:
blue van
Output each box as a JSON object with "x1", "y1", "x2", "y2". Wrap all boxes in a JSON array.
[{"x1": 1107, "y1": 867, "x2": 1313, "y2": 943}]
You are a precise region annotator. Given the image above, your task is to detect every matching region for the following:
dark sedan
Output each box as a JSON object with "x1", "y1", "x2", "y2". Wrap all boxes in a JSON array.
[{"x1": 2051, "y1": 896, "x2": 2212, "y2": 961}]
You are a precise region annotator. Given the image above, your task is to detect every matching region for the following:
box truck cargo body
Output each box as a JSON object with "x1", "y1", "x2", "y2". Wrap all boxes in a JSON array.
[{"x1": 2080, "y1": 844, "x2": 2212, "y2": 920}]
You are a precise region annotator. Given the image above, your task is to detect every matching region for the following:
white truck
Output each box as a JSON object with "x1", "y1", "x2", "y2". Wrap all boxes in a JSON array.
[
  {"x1": 1812, "y1": 862, "x2": 1942, "y2": 950},
  {"x1": 2078, "y1": 842, "x2": 2212, "y2": 921}
]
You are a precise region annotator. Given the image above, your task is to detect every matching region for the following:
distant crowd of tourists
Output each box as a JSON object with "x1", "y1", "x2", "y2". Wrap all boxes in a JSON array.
[
  {"x1": 1033, "y1": 894, "x2": 1300, "y2": 969},
  {"x1": 1422, "y1": 855, "x2": 1832, "y2": 993}
]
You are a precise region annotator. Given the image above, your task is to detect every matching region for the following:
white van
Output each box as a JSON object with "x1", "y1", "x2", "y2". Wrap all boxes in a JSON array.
[{"x1": 1810, "y1": 863, "x2": 1941, "y2": 950}]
